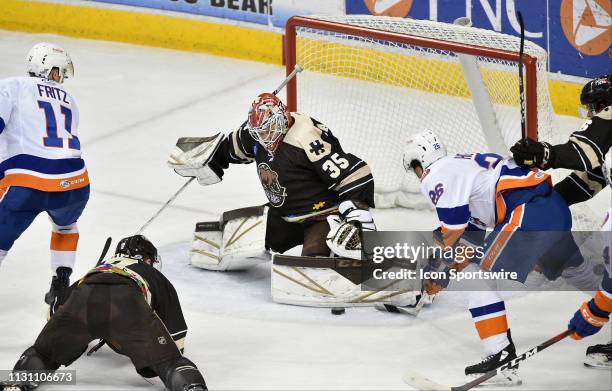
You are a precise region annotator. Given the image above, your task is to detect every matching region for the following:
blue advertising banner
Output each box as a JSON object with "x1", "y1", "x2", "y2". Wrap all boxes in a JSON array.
[
  {"x1": 93, "y1": 0, "x2": 344, "y2": 28},
  {"x1": 346, "y1": 0, "x2": 611, "y2": 79}
]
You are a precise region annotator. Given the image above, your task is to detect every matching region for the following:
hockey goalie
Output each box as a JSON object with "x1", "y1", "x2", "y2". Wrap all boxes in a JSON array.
[{"x1": 168, "y1": 93, "x2": 418, "y2": 307}]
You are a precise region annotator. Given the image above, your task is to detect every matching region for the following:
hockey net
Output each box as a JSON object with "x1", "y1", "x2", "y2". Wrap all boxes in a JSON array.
[{"x1": 285, "y1": 15, "x2": 599, "y2": 229}]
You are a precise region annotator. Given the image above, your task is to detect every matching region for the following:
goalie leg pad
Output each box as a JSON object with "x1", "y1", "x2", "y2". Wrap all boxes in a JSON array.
[
  {"x1": 191, "y1": 206, "x2": 270, "y2": 271},
  {"x1": 271, "y1": 254, "x2": 419, "y2": 307}
]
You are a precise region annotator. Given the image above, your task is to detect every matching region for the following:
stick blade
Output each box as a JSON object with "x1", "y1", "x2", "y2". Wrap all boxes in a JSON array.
[{"x1": 403, "y1": 370, "x2": 451, "y2": 391}]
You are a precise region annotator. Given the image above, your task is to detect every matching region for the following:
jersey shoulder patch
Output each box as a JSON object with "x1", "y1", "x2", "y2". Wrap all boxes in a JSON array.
[{"x1": 283, "y1": 113, "x2": 332, "y2": 162}]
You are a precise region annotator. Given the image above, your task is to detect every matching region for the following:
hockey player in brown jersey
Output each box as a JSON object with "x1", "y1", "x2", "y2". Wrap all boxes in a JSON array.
[
  {"x1": 169, "y1": 93, "x2": 375, "y2": 263},
  {"x1": 165, "y1": 93, "x2": 420, "y2": 308}
]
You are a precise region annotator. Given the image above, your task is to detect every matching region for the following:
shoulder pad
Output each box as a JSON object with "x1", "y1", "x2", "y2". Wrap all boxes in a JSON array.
[{"x1": 283, "y1": 113, "x2": 332, "y2": 162}]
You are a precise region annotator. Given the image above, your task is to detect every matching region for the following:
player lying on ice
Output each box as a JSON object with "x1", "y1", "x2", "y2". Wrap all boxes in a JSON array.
[
  {"x1": 0, "y1": 236, "x2": 207, "y2": 391},
  {"x1": 511, "y1": 74, "x2": 612, "y2": 369},
  {"x1": 167, "y1": 93, "x2": 420, "y2": 307},
  {"x1": 402, "y1": 130, "x2": 603, "y2": 385}
]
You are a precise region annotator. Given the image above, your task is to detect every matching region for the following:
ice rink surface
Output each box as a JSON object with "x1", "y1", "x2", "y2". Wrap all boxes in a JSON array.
[{"x1": 0, "y1": 31, "x2": 610, "y2": 390}]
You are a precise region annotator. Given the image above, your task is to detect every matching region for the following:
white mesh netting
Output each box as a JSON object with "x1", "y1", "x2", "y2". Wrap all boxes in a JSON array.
[{"x1": 290, "y1": 15, "x2": 599, "y2": 229}]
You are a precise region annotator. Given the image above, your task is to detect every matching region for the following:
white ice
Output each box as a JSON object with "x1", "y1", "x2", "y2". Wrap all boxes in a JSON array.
[{"x1": 0, "y1": 31, "x2": 610, "y2": 390}]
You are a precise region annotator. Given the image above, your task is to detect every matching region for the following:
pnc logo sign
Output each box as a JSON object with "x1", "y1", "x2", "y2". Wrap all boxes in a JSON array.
[
  {"x1": 561, "y1": 0, "x2": 611, "y2": 55},
  {"x1": 363, "y1": 0, "x2": 413, "y2": 17}
]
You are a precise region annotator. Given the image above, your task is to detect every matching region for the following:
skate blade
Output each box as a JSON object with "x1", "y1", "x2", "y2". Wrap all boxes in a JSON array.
[
  {"x1": 584, "y1": 354, "x2": 611, "y2": 369},
  {"x1": 471, "y1": 369, "x2": 522, "y2": 387}
]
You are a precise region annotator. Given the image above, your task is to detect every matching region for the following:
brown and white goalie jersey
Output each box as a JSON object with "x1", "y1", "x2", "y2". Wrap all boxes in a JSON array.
[{"x1": 213, "y1": 113, "x2": 375, "y2": 218}]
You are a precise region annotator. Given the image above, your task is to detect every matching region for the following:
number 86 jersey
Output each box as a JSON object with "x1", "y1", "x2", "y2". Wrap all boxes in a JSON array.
[
  {"x1": 0, "y1": 77, "x2": 88, "y2": 192},
  {"x1": 420, "y1": 153, "x2": 551, "y2": 246}
]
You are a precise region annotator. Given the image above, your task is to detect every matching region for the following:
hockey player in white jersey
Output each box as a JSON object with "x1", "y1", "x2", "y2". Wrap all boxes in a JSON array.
[
  {"x1": 402, "y1": 130, "x2": 578, "y2": 383},
  {"x1": 0, "y1": 43, "x2": 89, "y2": 307}
]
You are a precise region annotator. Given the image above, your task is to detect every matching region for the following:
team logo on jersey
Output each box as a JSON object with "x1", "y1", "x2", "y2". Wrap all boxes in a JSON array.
[
  {"x1": 257, "y1": 163, "x2": 287, "y2": 207},
  {"x1": 363, "y1": 0, "x2": 413, "y2": 17},
  {"x1": 561, "y1": 0, "x2": 611, "y2": 55},
  {"x1": 309, "y1": 140, "x2": 326, "y2": 156},
  {"x1": 158, "y1": 336, "x2": 167, "y2": 345},
  {"x1": 313, "y1": 201, "x2": 326, "y2": 210}
]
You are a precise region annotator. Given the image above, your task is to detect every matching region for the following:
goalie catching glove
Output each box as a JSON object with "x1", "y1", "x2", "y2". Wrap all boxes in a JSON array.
[
  {"x1": 167, "y1": 133, "x2": 225, "y2": 186},
  {"x1": 326, "y1": 200, "x2": 376, "y2": 259}
]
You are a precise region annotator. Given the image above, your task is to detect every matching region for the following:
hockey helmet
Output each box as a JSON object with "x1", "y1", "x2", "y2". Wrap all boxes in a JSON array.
[
  {"x1": 579, "y1": 74, "x2": 611, "y2": 118},
  {"x1": 247, "y1": 93, "x2": 290, "y2": 152},
  {"x1": 115, "y1": 235, "x2": 160, "y2": 265},
  {"x1": 403, "y1": 130, "x2": 447, "y2": 173},
  {"x1": 27, "y1": 42, "x2": 74, "y2": 83}
]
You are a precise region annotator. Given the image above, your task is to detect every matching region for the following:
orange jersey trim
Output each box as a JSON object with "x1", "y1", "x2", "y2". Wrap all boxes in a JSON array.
[
  {"x1": 481, "y1": 205, "x2": 524, "y2": 271},
  {"x1": 0, "y1": 171, "x2": 89, "y2": 192},
  {"x1": 474, "y1": 314, "x2": 509, "y2": 339},
  {"x1": 495, "y1": 170, "x2": 550, "y2": 225}
]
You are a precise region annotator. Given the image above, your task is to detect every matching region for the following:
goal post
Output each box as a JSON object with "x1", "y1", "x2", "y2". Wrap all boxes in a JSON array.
[
  {"x1": 286, "y1": 15, "x2": 539, "y2": 139},
  {"x1": 284, "y1": 15, "x2": 555, "y2": 209}
]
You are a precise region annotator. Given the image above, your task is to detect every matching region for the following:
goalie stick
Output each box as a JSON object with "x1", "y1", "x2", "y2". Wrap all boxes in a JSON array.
[
  {"x1": 403, "y1": 329, "x2": 573, "y2": 391},
  {"x1": 134, "y1": 64, "x2": 304, "y2": 236}
]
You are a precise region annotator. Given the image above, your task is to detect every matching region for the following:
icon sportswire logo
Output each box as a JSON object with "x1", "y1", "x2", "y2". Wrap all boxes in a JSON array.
[
  {"x1": 561, "y1": 0, "x2": 611, "y2": 55},
  {"x1": 363, "y1": 0, "x2": 413, "y2": 17}
]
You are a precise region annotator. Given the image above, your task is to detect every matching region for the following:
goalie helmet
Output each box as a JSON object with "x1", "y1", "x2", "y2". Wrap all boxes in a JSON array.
[
  {"x1": 580, "y1": 74, "x2": 611, "y2": 117},
  {"x1": 26, "y1": 42, "x2": 74, "y2": 83},
  {"x1": 115, "y1": 235, "x2": 160, "y2": 265},
  {"x1": 402, "y1": 130, "x2": 447, "y2": 172},
  {"x1": 247, "y1": 93, "x2": 290, "y2": 152}
]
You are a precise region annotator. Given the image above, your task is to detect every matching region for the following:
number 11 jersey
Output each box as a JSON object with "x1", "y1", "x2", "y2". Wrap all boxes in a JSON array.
[{"x1": 0, "y1": 77, "x2": 88, "y2": 192}]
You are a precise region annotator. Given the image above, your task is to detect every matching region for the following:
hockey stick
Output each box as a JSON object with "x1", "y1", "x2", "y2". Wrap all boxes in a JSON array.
[
  {"x1": 374, "y1": 292, "x2": 432, "y2": 316},
  {"x1": 134, "y1": 177, "x2": 196, "y2": 235},
  {"x1": 134, "y1": 64, "x2": 303, "y2": 236},
  {"x1": 403, "y1": 329, "x2": 573, "y2": 391},
  {"x1": 517, "y1": 11, "x2": 527, "y2": 141},
  {"x1": 95, "y1": 237, "x2": 113, "y2": 266}
]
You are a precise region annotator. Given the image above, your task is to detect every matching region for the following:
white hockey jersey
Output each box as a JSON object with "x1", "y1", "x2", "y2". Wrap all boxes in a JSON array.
[
  {"x1": 420, "y1": 153, "x2": 550, "y2": 246},
  {"x1": 0, "y1": 77, "x2": 88, "y2": 192}
]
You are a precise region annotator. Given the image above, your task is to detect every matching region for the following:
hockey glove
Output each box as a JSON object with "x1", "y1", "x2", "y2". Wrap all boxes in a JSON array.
[
  {"x1": 568, "y1": 296, "x2": 610, "y2": 340},
  {"x1": 338, "y1": 200, "x2": 376, "y2": 231},
  {"x1": 167, "y1": 133, "x2": 225, "y2": 185},
  {"x1": 510, "y1": 138, "x2": 555, "y2": 169},
  {"x1": 422, "y1": 256, "x2": 450, "y2": 295}
]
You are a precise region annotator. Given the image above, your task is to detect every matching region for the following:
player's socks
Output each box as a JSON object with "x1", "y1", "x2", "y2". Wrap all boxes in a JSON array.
[
  {"x1": 465, "y1": 331, "x2": 521, "y2": 385},
  {"x1": 44, "y1": 267, "x2": 72, "y2": 306},
  {"x1": 584, "y1": 341, "x2": 612, "y2": 369}
]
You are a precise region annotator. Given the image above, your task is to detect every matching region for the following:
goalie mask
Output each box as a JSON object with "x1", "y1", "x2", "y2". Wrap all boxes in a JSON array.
[
  {"x1": 115, "y1": 235, "x2": 161, "y2": 267},
  {"x1": 247, "y1": 93, "x2": 290, "y2": 153},
  {"x1": 403, "y1": 130, "x2": 447, "y2": 173},
  {"x1": 26, "y1": 42, "x2": 74, "y2": 83}
]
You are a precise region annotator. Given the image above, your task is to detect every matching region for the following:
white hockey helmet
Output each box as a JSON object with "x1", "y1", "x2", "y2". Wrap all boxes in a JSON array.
[
  {"x1": 402, "y1": 130, "x2": 447, "y2": 172},
  {"x1": 26, "y1": 43, "x2": 74, "y2": 83}
]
